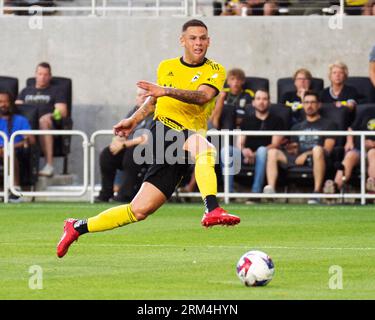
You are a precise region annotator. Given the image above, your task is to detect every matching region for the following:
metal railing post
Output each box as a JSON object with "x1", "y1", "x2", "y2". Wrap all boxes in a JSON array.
[
  {"x1": 223, "y1": 131, "x2": 230, "y2": 205},
  {"x1": 9, "y1": 130, "x2": 89, "y2": 198},
  {"x1": 90, "y1": 130, "x2": 113, "y2": 204},
  {"x1": 0, "y1": 132, "x2": 9, "y2": 203},
  {"x1": 360, "y1": 133, "x2": 366, "y2": 205},
  {"x1": 192, "y1": 0, "x2": 198, "y2": 16},
  {"x1": 91, "y1": 0, "x2": 96, "y2": 16},
  {"x1": 156, "y1": 0, "x2": 160, "y2": 17}
]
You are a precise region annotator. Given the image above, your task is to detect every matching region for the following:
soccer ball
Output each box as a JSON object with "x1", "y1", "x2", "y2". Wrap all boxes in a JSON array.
[{"x1": 236, "y1": 250, "x2": 275, "y2": 287}]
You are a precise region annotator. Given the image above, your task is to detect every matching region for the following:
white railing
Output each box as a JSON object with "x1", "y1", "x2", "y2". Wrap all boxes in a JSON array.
[
  {"x1": 2, "y1": 129, "x2": 375, "y2": 205},
  {"x1": 0, "y1": 131, "x2": 9, "y2": 203},
  {"x1": 9, "y1": 130, "x2": 89, "y2": 197},
  {"x1": 181, "y1": 130, "x2": 374, "y2": 205},
  {"x1": 0, "y1": 0, "x2": 192, "y2": 16},
  {"x1": 89, "y1": 129, "x2": 113, "y2": 204}
]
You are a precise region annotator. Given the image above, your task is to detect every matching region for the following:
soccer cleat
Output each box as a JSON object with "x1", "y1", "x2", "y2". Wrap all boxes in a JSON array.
[
  {"x1": 201, "y1": 207, "x2": 240, "y2": 227},
  {"x1": 56, "y1": 218, "x2": 80, "y2": 258}
]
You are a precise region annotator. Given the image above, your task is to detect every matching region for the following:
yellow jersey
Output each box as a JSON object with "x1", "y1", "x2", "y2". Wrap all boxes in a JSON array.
[{"x1": 155, "y1": 57, "x2": 226, "y2": 132}]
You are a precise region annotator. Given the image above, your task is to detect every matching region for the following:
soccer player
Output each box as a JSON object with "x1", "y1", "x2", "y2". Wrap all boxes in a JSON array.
[{"x1": 57, "y1": 19, "x2": 240, "y2": 258}]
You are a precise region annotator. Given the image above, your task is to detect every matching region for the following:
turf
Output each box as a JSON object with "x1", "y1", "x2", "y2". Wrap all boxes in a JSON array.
[{"x1": 0, "y1": 203, "x2": 374, "y2": 300}]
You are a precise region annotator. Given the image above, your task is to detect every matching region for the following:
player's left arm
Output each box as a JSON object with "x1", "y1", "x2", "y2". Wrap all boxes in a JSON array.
[{"x1": 137, "y1": 80, "x2": 217, "y2": 106}]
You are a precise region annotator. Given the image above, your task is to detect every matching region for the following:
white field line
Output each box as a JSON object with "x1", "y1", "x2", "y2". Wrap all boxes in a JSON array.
[{"x1": 1, "y1": 242, "x2": 375, "y2": 251}]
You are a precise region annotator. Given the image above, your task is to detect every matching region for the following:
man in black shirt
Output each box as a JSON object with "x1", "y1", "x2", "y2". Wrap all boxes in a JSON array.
[
  {"x1": 265, "y1": 91, "x2": 336, "y2": 203},
  {"x1": 220, "y1": 89, "x2": 284, "y2": 194},
  {"x1": 16, "y1": 62, "x2": 68, "y2": 177},
  {"x1": 96, "y1": 89, "x2": 153, "y2": 202},
  {"x1": 324, "y1": 107, "x2": 375, "y2": 194}
]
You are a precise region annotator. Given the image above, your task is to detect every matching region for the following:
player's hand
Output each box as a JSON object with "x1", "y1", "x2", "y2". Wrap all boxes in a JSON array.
[
  {"x1": 242, "y1": 148, "x2": 254, "y2": 164},
  {"x1": 109, "y1": 137, "x2": 126, "y2": 155},
  {"x1": 137, "y1": 81, "x2": 166, "y2": 98},
  {"x1": 335, "y1": 101, "x2": 343, "y2": 108},
  {"x1": 218, "y1": 91, "x2": 227, "y2": 100},
  {"x1": 113, "y1": 117, "x2": 137, "y2": 138}
]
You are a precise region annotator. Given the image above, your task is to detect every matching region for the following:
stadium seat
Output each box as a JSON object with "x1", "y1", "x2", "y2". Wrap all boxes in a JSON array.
[
  {"x1": 345, "y1": 77, "x2": 375, "y2": 104},
  {"x1": 224, "y1": 77, "x2": 269, "y2": 94},
  {"x1": 244, "y1": 77, "x2": 269, "y2": 92},
  {"x1": 0, "y1": 76, "x2": 18, "y2": 99},
  {"x1": 25, "y1": 77, "x2": 73, "y2": 174},
  {"x1": 15, "y1": 104, "x2": 39, "y2": 130},
  {"x1": 319, "y1": 102, "x2": 352, "y2": 147},
  {"x1": 277, "y1": 77, "x2": 324, "y2": 103}
]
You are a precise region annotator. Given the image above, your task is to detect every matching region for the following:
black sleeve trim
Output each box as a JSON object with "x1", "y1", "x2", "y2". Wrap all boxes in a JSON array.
[{"x1": 201, "y1": 83, "x2": 220, "y2": 97}]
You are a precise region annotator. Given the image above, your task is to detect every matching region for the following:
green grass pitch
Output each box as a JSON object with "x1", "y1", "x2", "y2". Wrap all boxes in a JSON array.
[{"x1": 1, "y1": 203, "x2": 374, "y2": 300}]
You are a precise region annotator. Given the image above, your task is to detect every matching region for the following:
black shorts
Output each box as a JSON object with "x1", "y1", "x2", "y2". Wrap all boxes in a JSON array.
[{"x1": 143, "y1": 120, "x2": 193, "y2": 199}]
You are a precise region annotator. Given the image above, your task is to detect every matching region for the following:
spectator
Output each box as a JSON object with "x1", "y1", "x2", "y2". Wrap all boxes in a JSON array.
[
  {"x1": 345, "y1": 0, "x2": 368, "y2": 15},
  {"x1": 281, "y1": 68, "x2": 313, "y2": 125},
  {"x1": 220, "y1": 89, "x2": 284, "y2": 197},
  {"x1": 16, "y1": 62, "x2": 68, "y2": 177},
  {"x1": 0, "y1": 90, "x2": 36, "y2": 202},
  {"x1": 220, "y1": 1, "x2": 245, "y2": 15},
  {"x1": 324, "y1": 108, "x2": 375, "y2": 194},
  {"x1": 369, "y1": 45, "x2": 375, "y2": 88},
  {"x1": 210, "y1": 68, "x2": 253, "y2": 131},
  {"x1": 263, "y1": 0, "x2": 279, "y2": 15},
  {"x1": 363, "y1": 0, "x2": 375, "y2": 15},
  {"x1": 320, "y1": 61, "x2": 360, "y2": 113},
  {"x1": 246, "y1": 0, "x2": 266, "y2": 15},
  {"x1": 264, "y1": 91, "x2": 337, "y2": 204},
  {"x1": 95, "y1": 88, "x2": 153, "y2": 203}
]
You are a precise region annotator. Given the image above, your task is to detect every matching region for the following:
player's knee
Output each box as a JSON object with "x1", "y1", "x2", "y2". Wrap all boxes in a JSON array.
[
  {"x1": 267, "y1": 148, "x2": 278, "y2": 159},
  {"x1": 39, "y1": 117, "x2": 52, "y2": 129},
  {"x1": 130, "y1": 202, "x2": 153, "y2": 221},
  {"x1": 312, "y1": 145, "x2": 324, "y2": 158}
]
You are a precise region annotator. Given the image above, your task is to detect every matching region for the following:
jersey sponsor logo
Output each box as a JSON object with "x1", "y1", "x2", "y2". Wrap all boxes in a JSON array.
[
  {"x1": 167, "y1": 71, "x2": 174, "y2": 76},
  {"x1": 191, "y1": 72, "x2": 202, "y2": 83}
]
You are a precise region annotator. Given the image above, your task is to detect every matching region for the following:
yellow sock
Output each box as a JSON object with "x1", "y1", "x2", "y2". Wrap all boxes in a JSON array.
[
  {"x1": 87, "y1": 204, "x2": 137, "y2": 233},
  {"x1": 195, "y1": 149, "x2": 217, "y2": 199}
]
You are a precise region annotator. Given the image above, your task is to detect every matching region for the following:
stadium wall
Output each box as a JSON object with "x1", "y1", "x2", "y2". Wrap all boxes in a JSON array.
[{"x1": 0, "y1": 16, "x2": 374, "y2": 180}]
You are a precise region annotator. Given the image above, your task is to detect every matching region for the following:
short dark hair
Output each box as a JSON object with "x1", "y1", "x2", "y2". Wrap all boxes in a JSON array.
[
  {"x1": 0, "y1": 89, "x2": 15, "y2": 113},
  {"x1": 254, "y1": 88, "x2": 270, "y2": 100},
  {"x1": 303, "y1": 90, "x2": 320, "y2": 102},
  {"x1": 36, "y1": 62, "x2": 52, "y2": 73},
  {"x1": 182, "y1": 19, "x2": 208, "y2": 32}
]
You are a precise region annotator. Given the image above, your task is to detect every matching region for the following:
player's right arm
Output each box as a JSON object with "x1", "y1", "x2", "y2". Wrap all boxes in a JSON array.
[{"x1": 113, "y1": 96, "x2": 156, "y2": 138}]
